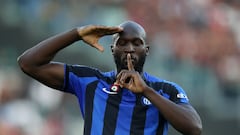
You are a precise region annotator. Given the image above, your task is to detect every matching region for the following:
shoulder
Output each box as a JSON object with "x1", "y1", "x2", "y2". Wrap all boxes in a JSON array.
[
  {"x1": 143, "y1": 72, "x2": 164, "y2": 90},
  {"x1": 143, "y1": 72, "x2": 163, "y2": 83},
  {"x1": 65, "y1": 64, "x2": 101, "y2": 76},
  {"x1": 144, "y1": 72, "x2": 184, "y2": 92},
  {"x1": 65, "y1": 64, "x2": 115, "y2": 78},
  {"x1": 162, "y1": 80, "x2": 183, "y2": 91},
  {"x1": 144, "y1": 72, "x2": 189, "y2": 103}
]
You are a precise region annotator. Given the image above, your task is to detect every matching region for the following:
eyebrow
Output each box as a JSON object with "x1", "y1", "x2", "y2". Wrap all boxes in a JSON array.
[
  {"x1": 117, "y1": 36, "x2": 144, "y2": 41},
  {"x1": 115, "y1": 37, "x2": 146, "y2": 46}
]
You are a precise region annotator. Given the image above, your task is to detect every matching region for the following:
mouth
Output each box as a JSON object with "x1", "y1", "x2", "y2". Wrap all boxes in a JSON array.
[
  {"x1": 123, "y1": 56, "x2": 136, "y2": 65},
  {"x1": 118, "y1": 54, "x2": 137, "y2": 69}
]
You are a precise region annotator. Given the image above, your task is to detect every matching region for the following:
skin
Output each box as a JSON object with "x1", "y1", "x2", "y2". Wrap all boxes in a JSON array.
[{"x1": 18, "y1": 21, "x2": 202, "y2": 135}]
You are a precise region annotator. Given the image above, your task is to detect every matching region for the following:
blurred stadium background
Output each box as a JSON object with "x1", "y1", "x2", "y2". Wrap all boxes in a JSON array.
[{"x1": 0, "y1": 0, "x2": 240, "y2": 135}]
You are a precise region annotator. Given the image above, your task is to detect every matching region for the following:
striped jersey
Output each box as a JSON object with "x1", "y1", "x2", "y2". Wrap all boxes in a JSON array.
[{"x1": 63, "y1": 64, "x2": 189, "y2": 135}]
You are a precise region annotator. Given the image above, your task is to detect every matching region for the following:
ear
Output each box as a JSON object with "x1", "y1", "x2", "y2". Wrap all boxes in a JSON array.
[
  {"x1": 110, "y1": 44, "x2": 114, "y2": 54},
  {"x1": 145, "y1": 45, "x2": 150, "y2": 56}
]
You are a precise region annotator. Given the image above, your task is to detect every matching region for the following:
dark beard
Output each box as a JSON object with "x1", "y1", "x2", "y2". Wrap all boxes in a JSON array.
[{"x1": 113, "y1": 55, "x2": 146, "y2": 73}]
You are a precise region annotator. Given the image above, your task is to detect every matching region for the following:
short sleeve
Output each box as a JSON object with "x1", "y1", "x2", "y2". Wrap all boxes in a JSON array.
[
  {"x1": 62, "y1": 64, "x2": 99, "y2": 95},
  {"x1": 162, "y1": 80, "x2": 189, "y2": 104}
]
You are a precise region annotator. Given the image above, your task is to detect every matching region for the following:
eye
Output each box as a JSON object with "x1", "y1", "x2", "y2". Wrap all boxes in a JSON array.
[
  {"x1": 116, "y1": 39, "x2": 127, "y2": 46},
  {"x1": 133, "y1": 39, "x2": 143, "y2": 46}
]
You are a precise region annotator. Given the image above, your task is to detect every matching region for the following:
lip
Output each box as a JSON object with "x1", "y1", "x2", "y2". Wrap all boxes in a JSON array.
[
  {"x1": 123, "y1": 57, "x2": 136, "y2": 65},
  {"x1": 123, "y1": 59, "x2": 135, "y2": 63},
  {"x1": 121, "y1": 54, "x2": 137, "y2": 66},
  {"x1": 125, "y1": 54, "x2": 136, "y2": 60},
  {"x1": 123, "y1": 55, "x2": 136, "y2": 61}
]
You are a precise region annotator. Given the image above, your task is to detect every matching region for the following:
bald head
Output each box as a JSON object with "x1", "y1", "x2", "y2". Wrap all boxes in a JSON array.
[
  {"x1": 113, "y1": 21, "x2": 146, "y2": 42},
  {"x1": 119, "y1": 21, "x2": 146, "y2": 39}
]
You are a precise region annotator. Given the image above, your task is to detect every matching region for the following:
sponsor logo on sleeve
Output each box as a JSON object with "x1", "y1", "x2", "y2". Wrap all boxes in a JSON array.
[{"x1": 177, "y1": 93, "x2": 188, "y2": 100}]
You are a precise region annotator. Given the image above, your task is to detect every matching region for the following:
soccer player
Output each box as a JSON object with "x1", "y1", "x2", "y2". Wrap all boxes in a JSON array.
[{"x1": 18, "y1": 21, "x2": 202, "y2": 135}]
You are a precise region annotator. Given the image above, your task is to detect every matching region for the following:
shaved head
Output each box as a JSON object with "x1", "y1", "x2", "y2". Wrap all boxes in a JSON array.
[{"x1": 113, "y1": 21, "x2": 146, "y2": 42}]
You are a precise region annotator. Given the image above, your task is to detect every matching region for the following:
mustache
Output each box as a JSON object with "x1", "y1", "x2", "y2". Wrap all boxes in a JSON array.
[{"x1": 123, "y1": 55, "x2": 137, "y2": 61}]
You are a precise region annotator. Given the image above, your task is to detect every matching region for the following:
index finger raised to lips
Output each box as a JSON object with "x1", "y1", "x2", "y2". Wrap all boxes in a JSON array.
[{"x1": 127, "y1": 53, "x2": 135, "y2": 71}]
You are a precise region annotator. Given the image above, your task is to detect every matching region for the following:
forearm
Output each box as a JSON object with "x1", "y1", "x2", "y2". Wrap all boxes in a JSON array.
[
  {"x1": 18, "y1": 28, "x2": 80, "y2": 67},
  {"x1": 143, "y1": 87, "x2": 202, "y2": 135}
]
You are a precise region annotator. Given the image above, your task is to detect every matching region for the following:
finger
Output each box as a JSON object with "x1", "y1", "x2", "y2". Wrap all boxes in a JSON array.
[
  {"x1": 114, "y1": 71, "x2": 123, "y2": 87},
  {"x1": 114, "y1": 77, "x2": 120, "y2": 86},
  {"x1": 115, "y1": 70, "x2": 129, "y2": 88},
  {"x1": 127, "y1": 53, "x2": 134, "y2": 71},
  {"x1": 125, "y1": 78, "x2": 133, "y2": 88},
  {"x1": 109, "y1": 27, "x2": 123, "y2": 33},
  {"x1": 93, "y1": 43, "x2": 104, "y2": 52},
  {"x1": 120, "y1": 74, "x2": 134, "y2": 89},
  {"x1": 97, "y1": 26, "x2": 123, "y2": 35},
  {"x1": 118, "y1": 71, "x2": 134, "y2": 85}
]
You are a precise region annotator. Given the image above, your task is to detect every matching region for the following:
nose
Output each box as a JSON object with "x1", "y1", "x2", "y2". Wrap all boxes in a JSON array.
[{"x1": 124, "y1": 43, "x2": 135, "y2": 53}]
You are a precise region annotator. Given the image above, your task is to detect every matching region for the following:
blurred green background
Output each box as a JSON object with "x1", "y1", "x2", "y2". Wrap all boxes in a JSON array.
[{"x1": 0, "y1": 0, "x2": 240, "y2": 135}]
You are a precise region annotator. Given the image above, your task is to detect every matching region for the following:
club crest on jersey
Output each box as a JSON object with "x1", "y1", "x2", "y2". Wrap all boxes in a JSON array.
[{"x1": 141, "y1": 97, "x2": 152, "y2": 106}]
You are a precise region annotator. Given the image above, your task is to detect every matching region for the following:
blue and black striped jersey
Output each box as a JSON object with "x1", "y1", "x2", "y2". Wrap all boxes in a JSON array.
[{"x1": 63, "y1": 64, "x2": 189, "y2": 135}]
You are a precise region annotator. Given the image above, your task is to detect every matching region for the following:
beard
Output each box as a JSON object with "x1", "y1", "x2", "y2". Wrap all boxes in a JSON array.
[{"x1": 113, "y1": 54, "x2": 146, "y2": 73}]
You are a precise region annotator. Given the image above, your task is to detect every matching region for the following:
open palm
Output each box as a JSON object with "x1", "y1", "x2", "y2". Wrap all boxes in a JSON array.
[{"x1": 77, "y1": 25, "x2": 122, "y2": 52}]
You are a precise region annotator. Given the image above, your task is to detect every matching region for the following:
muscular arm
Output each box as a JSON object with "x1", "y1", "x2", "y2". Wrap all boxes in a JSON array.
[
  {"x1": 18, "y1": 29, "x2": 79, "y2": 90},
  {"x1": 18, "y1": 26, "x2": 122, "y2": 90}
]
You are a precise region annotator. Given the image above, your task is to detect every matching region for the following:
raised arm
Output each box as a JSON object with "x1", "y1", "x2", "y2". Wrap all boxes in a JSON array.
[{"x1": 17, "y1": 25, "x2": 122, "y2": 90}]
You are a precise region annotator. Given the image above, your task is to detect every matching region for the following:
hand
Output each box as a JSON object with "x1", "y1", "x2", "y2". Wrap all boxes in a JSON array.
[
  {"x1": 115, "y1": 53, "x2": 148, "y2": 93},
  {"x1": 77, "y1": 25, "x2": 122, "y2": 52}
]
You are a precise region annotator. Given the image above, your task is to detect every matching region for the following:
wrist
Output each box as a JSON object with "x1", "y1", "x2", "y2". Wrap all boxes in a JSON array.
[
  {"x1": 142, "y1": 85, "x2": 150, "y2": 94},
  {"x1": 142, "y1": 86, "x2": 155, "y2": 97},
  {"x1": 75, "y1": 27, "x2": 82, "y2": 40}
]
